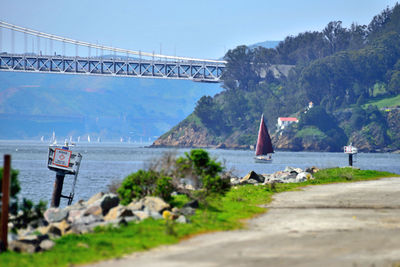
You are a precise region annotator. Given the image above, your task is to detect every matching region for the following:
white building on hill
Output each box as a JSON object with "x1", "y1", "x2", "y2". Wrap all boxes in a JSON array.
[{"x1": 277, "y1": 117, "x2": 299, "y2": 130}]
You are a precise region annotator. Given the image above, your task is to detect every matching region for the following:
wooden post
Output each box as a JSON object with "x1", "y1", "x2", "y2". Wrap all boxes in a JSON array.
[
  {"x1": 1, "y1": 155, "x2": 11, "y2": 252},
  {"x1": 349, "y1": 154, "x2": 353, "y2": 166},
  {"x1": 51, "y1": 173, "x2": 65, "y2": 208}
]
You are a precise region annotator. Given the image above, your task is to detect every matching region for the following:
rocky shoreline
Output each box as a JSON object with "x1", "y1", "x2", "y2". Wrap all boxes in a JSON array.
[{"x1": 7, "y1": 166, "x2": 317, "y2": 253}]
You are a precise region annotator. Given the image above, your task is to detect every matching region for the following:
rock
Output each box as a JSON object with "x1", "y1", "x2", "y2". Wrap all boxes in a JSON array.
[
  {"x1": 86, "y1": 192, "x2": 105, "y2": 205},
  {"x1": 243, "y1": 178, "x2": 259, "y2": 185},
  {"x1": 46, "y1": 225, "x2": 62, "y2": 237},
  {"x1": 99, "y1": 193, "x2": 120, "y2": 216},
  {"x1": 127, "y1": 199, "x2": 145, "y2": 211},
  {"x1": 104, "y1": 205, "x2": 134, "y2": 221},
  {"x1": 9, "y1": 240, "x2": 37, "y2": 253},
  {"x1": 147, "y1": 210, "x2": 163, "y2": 220},
  {"x1": 143, "y1": 196, "x2": 170, "y2": 213},
  {"x1": 84, "y1": 205, "x2": 102, "y2": 217},
  {"x1": 240, "y1": 171, "x2": 264, "y2": 183},
  {"x1": 180, "y1": 206, "x2": 196, "y2": 216},
  {"x1": 176, "y1": 215, "x2": 187, "y2": 224},
  {"x1": 284, "y1": 166, "x2": 303, "y2": 174},
  {"x1": 65, "y1": 199, "x2": 86, "y2": 211},
  {"x1": 68, "y1": 221, "x2": 105, "y2": 234},
  {"x1": 230, "y1": 177, "x2": 240, "y2": 185},
  {"x1": 10, "y1": 234, "x2": 50, "y2": 253},
  {"x1": 44, "y1": 208, "x2": 69, "y2": 223},
  {"x1": 171, "y1": 207, "x2": 180, "y2": 213},
  {"x1": 39, "y1": 239, "x2": 55, "y2": 251},
  {"x1": 183, "y1": 199, "x2": 199, "y2": 209},
  {"x1": 73, "y1": 214, "x2": 103, "y2": 225},
  {"x1": 305, "y1": 166, "x2": 320, "y2": 174},
  {"x1": 133, "y1": 211, "x2": 150, "y2": 221},
  {"x1": 68, "y1": 209, "x2": 86, "y2": 224},
  {"x1": 53, "y1": 220, "x2": 71, "y2": 235},
  {"x1": 296, "y1": 172, "x2": 314, "y2": 182}
]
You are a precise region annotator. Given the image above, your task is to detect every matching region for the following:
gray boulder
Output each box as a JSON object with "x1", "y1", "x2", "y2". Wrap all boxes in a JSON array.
[
  {"x1": 296, "y1": 172, "x2": 314, "y2": 182},
  {"x1": 44, "y1": 208, "x2": 69, "y2": 223},
  {"x1": 176, "y1": 215, "x2": 188, "y2": 224},
  {"x1": 240, "y1": 171, "x2": 264, "y2": 183},
  {"x1": 180, "y1": 206, "x2": 196, "y2": 216},
  {"x1": 143, "y1": 196, "x2": 170, "y2": 214},
  {"x1": 73, "y1": 214, "x2": 103, "y2": 225},
  {"x1": 39, "y1": 239, "x2": 55, "y2": 251},
  {"x1": 127, "y1": 199, "x2": 145, "y2": 211}
]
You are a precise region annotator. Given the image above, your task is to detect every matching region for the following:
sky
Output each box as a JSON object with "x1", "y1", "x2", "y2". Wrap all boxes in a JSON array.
[{"x1": 0, "y1": 0, "x2": 398, "y2": 59}]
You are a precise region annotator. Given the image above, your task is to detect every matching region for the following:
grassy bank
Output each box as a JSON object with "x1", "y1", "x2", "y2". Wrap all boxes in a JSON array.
[{"x1": 1, "y1": 168, "x2": 398, "y2": 267}]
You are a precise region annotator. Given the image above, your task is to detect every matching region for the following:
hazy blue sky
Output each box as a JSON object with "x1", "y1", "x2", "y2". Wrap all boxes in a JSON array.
[{"x1": 0, "y1": 0, "x2": 398, "y2": 59}]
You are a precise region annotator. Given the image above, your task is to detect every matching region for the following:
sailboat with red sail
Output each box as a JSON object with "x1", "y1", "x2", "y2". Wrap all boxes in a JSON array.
[{"x1": 255, "y1": 114, "x2": 274, "y2": 163}]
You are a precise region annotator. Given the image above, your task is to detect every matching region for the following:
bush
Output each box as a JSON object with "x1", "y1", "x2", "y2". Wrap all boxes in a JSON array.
[
  {"x1": 176, "y1": 149, "x2": 230, "y2": 195},
  {"x1": 155, "y1": 176, "x2": 174, "y2": 201},
  {"x1": 202, "y1": 175, "x2": 231, "y2": 195},
  {"x1": 0, "y1": 167, "x2": 47, "y2": 231},
  {"x1": 0, "y1": 167, "x2": 21, "y2": 215},
  {"x1": 117, "y1": 170, "x2": 173, "y2": 205}
]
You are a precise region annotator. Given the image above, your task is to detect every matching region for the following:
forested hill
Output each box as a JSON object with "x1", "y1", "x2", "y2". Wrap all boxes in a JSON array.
[{"x1": 153, "y1": 4, "x2": 400, "y2": 152}]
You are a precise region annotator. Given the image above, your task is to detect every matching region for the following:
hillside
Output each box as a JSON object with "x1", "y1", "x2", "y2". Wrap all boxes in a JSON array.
[{"x1": 152, "y1": 3, "x2": 400, "y2": 152}]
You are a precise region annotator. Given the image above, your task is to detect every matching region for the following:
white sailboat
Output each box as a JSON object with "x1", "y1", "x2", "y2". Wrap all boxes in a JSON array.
[{"x1": 87, "y1": 135, "x2": 91, "y2": 143}]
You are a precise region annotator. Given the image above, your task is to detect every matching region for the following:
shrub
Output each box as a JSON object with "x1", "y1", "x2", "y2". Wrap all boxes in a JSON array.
[
  {"x1": 202, "y1": 175, "x2": 231, "y2": 195},
  {"x1": 155, "y1": 176, "x2": 174, "y2": 201},
  {"x1": 176, "y1": 149, "x2": 230, "y2": 196},
  {"x1": 117, "y1": 170, "x2": 174, "y2": 205},
  {"x1": 0, "y1": 167, "x2": 47, "y2": 231}
]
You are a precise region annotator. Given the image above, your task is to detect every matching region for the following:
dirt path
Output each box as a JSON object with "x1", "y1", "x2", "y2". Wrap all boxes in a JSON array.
[{"x1": 88, "y1": 178, "x2": 400, "y2": 267}]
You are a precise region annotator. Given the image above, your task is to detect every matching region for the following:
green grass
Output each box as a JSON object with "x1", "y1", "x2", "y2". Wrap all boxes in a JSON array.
[
  {"x1": 2, "y1": 168, "x2": 399, "y2": 267},
  {"x1": 295, "y1": 126, "x2": 327, "y2": 140},
  {"x1": 363, "y1": 94, "x2": 400, "y2": 109}
]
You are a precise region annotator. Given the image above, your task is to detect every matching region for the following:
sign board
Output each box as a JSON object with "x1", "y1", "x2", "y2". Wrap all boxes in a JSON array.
[
  {"x1": 52, "y1": 148, "x2": 72, "y2": 168},
  {"x1": 344, "y1": 146, "x2": 357, "y2": 154}
]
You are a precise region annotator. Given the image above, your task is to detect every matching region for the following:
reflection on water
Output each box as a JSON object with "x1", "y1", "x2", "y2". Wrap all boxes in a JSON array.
[{"x1": 1, "y1": 140, "x2": 399, "y2": 206}]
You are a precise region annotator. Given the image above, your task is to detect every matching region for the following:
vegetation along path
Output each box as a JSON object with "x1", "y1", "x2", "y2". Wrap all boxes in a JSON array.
[{"x1": 89, "y1": 177, "x2": 400, "y2": 267}]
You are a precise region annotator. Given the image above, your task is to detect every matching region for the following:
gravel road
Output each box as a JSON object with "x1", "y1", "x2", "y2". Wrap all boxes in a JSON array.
[{"x1": 88, "y1": 178, "x2": 400, "y2": 267}]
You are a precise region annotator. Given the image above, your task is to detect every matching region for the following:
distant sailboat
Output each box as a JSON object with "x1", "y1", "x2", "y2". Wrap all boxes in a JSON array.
[
  {"x1": 88, "y1": 135, "x2": 91, "y2": 143},
  {"x1": 69, "y1": 136, "x2": 73, "y2": 143},
  {"x1": 255, "y1": 114, "x2": 274, "y2": 163},
  {"x1": 40, "y1": 136, "x2": 44, "y2": 142},
  {"x1": 97, "y1": 137, "x2": 101, "y2": 143},
  {"x1": 120, "y1": 137, "x2": 123, "y2": 143},
  {"x1": 77, "y1": 136, "x2": 81, "y2": 142}
]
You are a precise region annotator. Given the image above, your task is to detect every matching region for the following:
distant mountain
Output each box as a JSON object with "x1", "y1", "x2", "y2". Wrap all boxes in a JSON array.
[
  {"x1": 248, "y1": 40, "x2": 280, "y2": 49},
  {"x1": 0, "y1": 72, "x2": 221, "y2": 141}
]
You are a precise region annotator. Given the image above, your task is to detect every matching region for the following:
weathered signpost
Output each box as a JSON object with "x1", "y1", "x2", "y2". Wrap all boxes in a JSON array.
[
  {"x1": 47, "y1": 141, "x2": 82, "y2": 207},
  {"x1": 0, "y1": 155, "x2": 11, "y2": 252},
  {"x1": 344, "y1": 144, "x2": 358, "y2": 166}
]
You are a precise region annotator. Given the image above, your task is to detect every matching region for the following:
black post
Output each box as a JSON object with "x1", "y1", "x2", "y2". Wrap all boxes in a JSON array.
[
  {"x1": 51, "y1": 173, "x2": 65, "y2": 208},
  {"x1": 349, "y1": 154, "x2": 353, "y2": 166}
]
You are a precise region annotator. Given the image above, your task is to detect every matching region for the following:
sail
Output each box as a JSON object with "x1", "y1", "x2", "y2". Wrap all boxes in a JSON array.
[{"x1": 255, "y1": 114, "x2": 274, "y2": 156}]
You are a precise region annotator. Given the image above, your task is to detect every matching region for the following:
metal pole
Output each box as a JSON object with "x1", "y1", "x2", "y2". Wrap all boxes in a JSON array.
[
  {"x1": 51, "y1": 173, "x2": 65, "y2": 207},
  {"x1": 1, "y1": 155, "x2": 11, "y2": 252},
  {"x1": 349, "y1": 154, "x2": 353, "y2": 166}
]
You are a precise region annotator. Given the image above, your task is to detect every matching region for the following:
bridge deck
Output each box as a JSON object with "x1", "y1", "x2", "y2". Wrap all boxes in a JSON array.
[{"x1": 0, "y1": 53, "x2": 225, "y2": 82}]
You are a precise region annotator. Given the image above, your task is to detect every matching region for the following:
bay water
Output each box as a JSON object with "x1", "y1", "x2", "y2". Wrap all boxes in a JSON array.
[{"x1": 1, "y1": 140, "x2": 399, "y2": 207}]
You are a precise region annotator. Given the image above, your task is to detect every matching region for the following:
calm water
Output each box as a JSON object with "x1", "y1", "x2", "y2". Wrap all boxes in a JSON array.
[{"x1": 1, "y1": 140, "x2": 399, "y2": 206}]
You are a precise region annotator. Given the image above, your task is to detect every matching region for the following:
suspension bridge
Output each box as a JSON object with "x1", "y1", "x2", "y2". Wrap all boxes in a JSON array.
[{"x1": 0, "y1": 21, "x2": 226, "y2": 82}]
